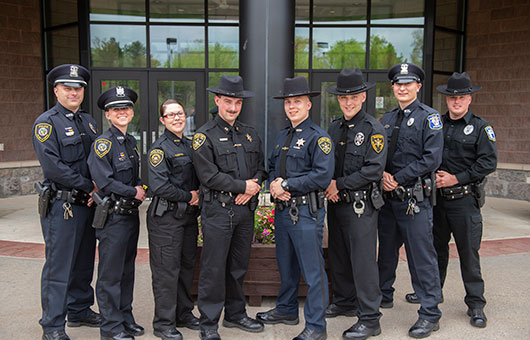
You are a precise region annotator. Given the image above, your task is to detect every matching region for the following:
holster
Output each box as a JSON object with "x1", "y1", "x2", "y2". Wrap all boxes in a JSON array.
[
  {"x1": 370, "y1": 181, "x2": 385, "y2": 210},
  {"x1": 473, "y1": 177, "x2": 487, "y2": 208},
  {"x1": 308, "y1": 191, "x2": 325, "y2": 214},
  {"x1": 174, "y1": 202, "x2": 187, "y2": 218},
  {"x1": 430, "y1": 172, "x2": 437, "y2": 206},
  {"x1": 413, "y1": 177, "x2": 424, "y2": 202},
  {"x1": 92, "y1": 192, "x2": 112, "y2": 229},
  {"x1": 155, "y1": 196, "x2": 168, "y2": 217},
  {"x1": 35, "y1": 182, "x2": 52, "y2": 218}
]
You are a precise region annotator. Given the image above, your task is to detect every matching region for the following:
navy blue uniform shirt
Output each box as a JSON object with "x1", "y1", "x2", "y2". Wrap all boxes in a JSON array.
[{"x1": 32, "y1": 103, "x2": 98, "y2": 193}]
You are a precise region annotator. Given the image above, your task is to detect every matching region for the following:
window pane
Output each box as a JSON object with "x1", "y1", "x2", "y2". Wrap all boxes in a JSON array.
[
  {"x1": 433, "y1": 30, "x2": 462, "y2": 72},
  {"x1": 295, "y1": 28, "x2": 309, "y2": 69},
  {"x1": 46, "y1": 26, "x2": 79, "y2": 69},
  {"x1": 314, "y1": 0, "x2": 367, "y2": 24},
  {"x1": 156, "y1": 80, "x2": 197, "y2": 139},
  {"x1": 150, "y1": 26, "x2": 205, "y2": 68},
  {"x1": 319, "y1": 81, "x2": 342, "y2": 130},
  {"x1": 436, "y1": 0, "x2": 464, "y2": 31},
  {"x1": 375, "y1": 81, "x2": 398, "y2": 119},
  {"x1": 432, "y1": 74, "x2": 450, "y2": 114},
  {"x1": 44, "y1": 0, "x2": 78, "y2": 28},
  {"x1": 208, "y1": 0, "x2": 238, "y2": 23},
  {"x1": 370, "y1": 28, "x2": 423, "y2": 70},
  {"x1": 150, "y1": 0, "x2": 204, "y2": 23},
  {"x1": 371, "y1": 0, "x2": 424, "y2": 24},
  {"x1": 90, "y1": 25, "x2": 146, "y2": 67},
  {"x1": 312, "y1": 28, "x2": 366, "y2": 69},
  {"x1": 208, "y1": 26, "x2": 239, "y2": 68},
  {"x1": 296, "y1": 0, "x2": 309, "y2": 24},
  {"x1": 90, "y1": 0, "x2": 145, "y2": 22},
  {"x1": 208, "y1": 71, "x2": 238, "y2": 111}
]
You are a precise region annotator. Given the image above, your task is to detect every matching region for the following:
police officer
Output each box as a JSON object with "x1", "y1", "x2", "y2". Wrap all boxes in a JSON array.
[
  {"x1": 192, "y1": 75, "x2": 266, "y2": 340},
  {"x1": 377, "y1": 63, "x2": 444, "y2": 338},
  {"x1": 32, "y1": 64, "x2": 101, "y2": 340},
  {"x1": 147, "y1": 99, "x2": 200, "y2": 340},
  {"x1": 256, "y1": 77, "x2": 334, "y2": 340},
  {"x1": 88, "y1": 86, "x2": 146, "y2": 340},
  {"x1": 405, "y1": 72, "x2": 497, "y2": 328},
  {"x1": 324, "y1": 69, "x2": 386, "y2": 340}
]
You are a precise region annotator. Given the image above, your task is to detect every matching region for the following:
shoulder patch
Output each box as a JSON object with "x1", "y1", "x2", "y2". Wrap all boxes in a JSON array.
[
  {"x1": 427, "y1": 113, "x2": 443, "y2": 130},
  {"x1": 371, "y1": 134, "x2": 385, "y2": 153},
  {"x1": 484, "y1": 126, "x2": 496, "y2": 141},
  {"x1": 192, "y1": 133, "x2": 206, "y2": 150},
  {"x1": 35, "y1": 123, "x2": 52, "y2": 142},
  {"x1": 94, "y1": 138, "x2": 112, "y2": 158},
  {"x1": 317, "y1": 137, "x2": 332, "y2": 155},
  {"x1": 149, "y1": 149, "x2": 164, "y2": 167}
]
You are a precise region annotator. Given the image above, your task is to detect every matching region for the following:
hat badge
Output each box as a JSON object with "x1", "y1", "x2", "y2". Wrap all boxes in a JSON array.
[
  {"x1": 116, "y1": 86, "x2": 125, "y2": 97},
  {"x1": 400, "y1": 64, "x2": 408, "y2": 75},
  {"x1": 69, "y1": 65, "x2": 78, "y2": 77}
]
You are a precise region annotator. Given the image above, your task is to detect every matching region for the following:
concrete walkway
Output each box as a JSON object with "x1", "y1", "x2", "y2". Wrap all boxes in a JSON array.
[{"x1": 0, "y1": 196, "x2": 529, "y2": 340}]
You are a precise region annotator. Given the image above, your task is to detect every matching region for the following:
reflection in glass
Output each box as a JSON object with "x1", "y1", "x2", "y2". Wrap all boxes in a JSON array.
[
  {"x1": 296, "y1": 0, "x2": 309, "y2": 24},
  {"x1": 157, "y1": 80, "x2": 197, "y2": 138},
  {"x1": 91, "y1": 25, "x2": 146, "y2": 67},
  {"x1": 371, "y1": 0, "x2": 424, "y2": 24},
  {"x1": 319, "y1": 81, "x2": 342, "y2": 130},
  {"x1": 314, "y1": 0, "x2": 367, "y2": 24},
  {"x1": 432, "y1": 74, "x2": 450, "y2": 115},
  {"x1": 295, "y1": 28, "x2": 309, "y2": 69},
  {"x1": 370, "y1": 28, "x2": 423, "y2": 70},
  {"x1": 45, "y1": 0, "x2": 77, "y2": 27},
  {"x1": 375, "y1": 82, "x2": 398, "y2": 119},
  {"x1": 433, "y1": 30, "x2": 461, "y2": 73},
  {"x1": 208, "y1": 0, "x2": 238, "y2": 23},
  {"x1": 89, "y1": 0, "x2": 145, "y2": 22},
  {"x1": 313, "y1": 28, "x2": 366, "y2": 69},
  {"x1": 436, "y1": 0, "x2": 464, "y2": 30},
  {"x1": 150, "y1": 0, "x2": 204, "y2": 22},
  {"x1": 150, "y1": 26, "x2": 205, "y2": 68},
  {"x1": 208, "y1": 26, "x2": 238, "y2": 68},
  {"x1": 208, "y1": 71, "x2": 238, "y2": 111},
  {"x1": 46, "y1": 26, "x2": 79, "y2": 69}
]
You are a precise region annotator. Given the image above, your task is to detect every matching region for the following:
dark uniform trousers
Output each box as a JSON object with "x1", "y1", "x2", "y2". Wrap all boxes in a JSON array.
[
  {"x1": 40, "y1": 200, "x2": 95, "y2": 332},
  {"x1": 197, "y1": 199, "x2": 254, "y2": 330},
  {"x1": 275, "y1": 205, "x2": 328, "y2": 333},
  {"x1": 433, "y1": 193, "x2": 485, "y2": 309},
  {"x1": 96, "y1": 213, "x2": 140, "y2": 336},
  {"x1": 327, "y1": 201, "x2": 381, "y2": 325},
  {"x1": 147, "y1": 206, "x2": 198, "y2": 331},
  {"x1": 378, "y1": 198, "x2": 442, "y2": 322}
]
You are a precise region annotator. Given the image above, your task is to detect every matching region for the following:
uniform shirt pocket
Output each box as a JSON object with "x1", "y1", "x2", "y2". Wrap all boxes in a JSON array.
[
  {"x1": 169, "y1": 156, "x2": 192, "y2": 174},
  {"x1": 60, "y1": 135, "x2": 84, "y2": 163},
  {"x1": 214, "y1": 144, "x2": 237, "y2": 172},
  {"x1": 344, "y1": 146, "x2": 365, "y2": 175},
  {"x1": 286, "y1": 148, "x2": 306, "y2": 173},
  {"x1": 115, "y1": 159, "x2": 133, "y2": 184}
]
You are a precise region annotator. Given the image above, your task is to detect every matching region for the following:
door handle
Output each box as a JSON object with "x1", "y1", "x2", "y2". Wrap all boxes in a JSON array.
[
  {"x1": 152, "y1": 131, "x2": 156, "y2": 144},
  {"x1": 142, "y1": 131, "x2": 147, "y2": 154}
]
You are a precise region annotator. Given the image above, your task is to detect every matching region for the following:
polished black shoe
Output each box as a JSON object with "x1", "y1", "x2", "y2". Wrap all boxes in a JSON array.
[
  {"x1": 199, "y1": 329, "x2": 221, "y2": 340},
  {"x1": 101, "y1": 331, "x2": 134, "y2": 340},
  {"x1": 467, "y1": 308, "x2": 487, "y2": 328},
  {"x1": 342, "y1": 321, "x2": 381, "y2": 340},
  {"x1": 256, "y1": 308, "x2": 299, "y2": 325},
  {"x1": 379, "y1": 300, "x2": 393, "y2": 309},
  {"x1": 223, "y1": 316, "x2": 264, "y2": 333},
  {"x1": 293, "y1": 327, "x2": 327, "y2": 340},
  {"x1": 42, "y1": 330, "x2": 70, "y2": 340},
  {"x1": 67, "y1": 310, "x2": 103, "y2": 327},
  {"x1": 408, "y1": 318, "x2": 439, "y2": 339},
  {"x1": 154, "y1": 328, "x2": 183, "y2": 340},
  {"x1": 325, "y1": 303, "x2": 358, "y2": 318},
  {"x1": 176, "y1": 313, "x2": 200, "y2": 330},
  {"x1": 123, "y1": 323, "x2": 144, "y2": 336},
  {"x1": 405, "y1": 292, "x2": 420, "y2": 304}
]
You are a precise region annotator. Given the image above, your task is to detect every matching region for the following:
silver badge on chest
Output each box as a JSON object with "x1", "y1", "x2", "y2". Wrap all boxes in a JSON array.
[
  {"x1": 407, "y1": 117, "x2": 415, "y2": 126},
  {"x1": 464, "y1": 124, "x2": 474, "y2": 135},
  {"x1": 354, "y1": 132, "x2": 365, "y2": 146}
]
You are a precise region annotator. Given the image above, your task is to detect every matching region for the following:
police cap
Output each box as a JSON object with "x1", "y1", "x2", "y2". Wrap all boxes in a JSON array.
[
  {"x1": 97, "y1": 86, "x2": 138, "y2": 110},
  {"x1": 47, "y1": 64, "x2": 90, "y2": 88},
  {"x1": 388, "y1": 63, "x2": 425, "y2": 84}
]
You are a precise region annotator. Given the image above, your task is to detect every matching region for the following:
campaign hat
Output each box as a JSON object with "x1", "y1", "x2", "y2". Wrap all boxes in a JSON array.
[
  {"x1": 326, "y1": 68, "x2": 375, "y2": 95},
  {"x1": 274, "y1": 76, "x2": 320, "y2": 99},
  {"x1": 436, "y1": 72, "x2": 482, "y2": 95},
  {"x1": 207, "y1": 74, "x2": 255, "y2": 98}
]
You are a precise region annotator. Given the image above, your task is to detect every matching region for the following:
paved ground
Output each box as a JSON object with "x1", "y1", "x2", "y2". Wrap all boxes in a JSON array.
[{"x1": 0, "y1": 195, "x2": 529, "y2": 340}]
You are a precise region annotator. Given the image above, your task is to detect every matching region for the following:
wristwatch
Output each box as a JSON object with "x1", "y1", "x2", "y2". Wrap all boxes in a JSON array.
[{"x1": 281, "y1": 179, "x2": 289, "y2": 191}]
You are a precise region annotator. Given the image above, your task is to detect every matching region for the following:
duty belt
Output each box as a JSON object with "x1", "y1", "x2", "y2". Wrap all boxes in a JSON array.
[
  {"x1": 336, "y1": 189, "x2": 369, "y2": 218},
  {"x1": 165, "y1": 200, "x2": 199, "y2": 215},
  {"x1": 384, "y1": 186, "x2": 415, "y2": 201},
  {"x1": 212, "y1": 190, "x2": 237, "y2": 207},
  {"x1": 55, "y1": 189, "x2": 90, "y2": 206},
  {"x1": 275, "y1": 195, "x2": 310, "y2": 224},
  {"x1": 112, "y1": 197, "x2": 142, "y2": 215},
  {"x1": 439, "y1": 184, "x2": 473, "y2": 200}
]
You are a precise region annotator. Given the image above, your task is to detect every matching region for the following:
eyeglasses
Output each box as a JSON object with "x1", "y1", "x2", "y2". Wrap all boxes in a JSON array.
[{"x1": 163, "y1": 111, "x2": 186, "y2": 119}]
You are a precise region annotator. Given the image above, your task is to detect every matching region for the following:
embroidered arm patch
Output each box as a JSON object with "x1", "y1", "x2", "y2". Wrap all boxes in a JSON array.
[
  {"x1": 149, "y1": 149, "x2": 164, "y2": 167},
  {"x1": 35, "y1": 123, "x2": 52, "y2": 142},
  {"x1": 371, "y1": 134, "x2": 384, "y2": 153},
  {"x1": 192, "y1": 133, "x2": 206, "y2": 150},
  {"x1": 94, "y1": 138, "x2": 112, "y2": 158},
  {"x1": 317, "y1": 137, "x2": 332, "y2": 155}
]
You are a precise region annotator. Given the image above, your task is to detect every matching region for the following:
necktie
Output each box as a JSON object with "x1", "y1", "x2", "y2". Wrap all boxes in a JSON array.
[
  {"x1": 73, "y1": 113, "x2": 92, "y2": 157},
  {"x1": 385, "y1": 109, "x2": 405, "y2": 173},
  {"x1": 279, "y1": 128, "x2": 295, "y2": 179},
  {"x1": 231, "y1": 126, "x2": 249, "y2": 180},
  {"x1": 334, "y1": 121, "x2": 349, "y2": 178},
  {"x1": 124, "y1": 136, "x2": 139, "y2": 185}
]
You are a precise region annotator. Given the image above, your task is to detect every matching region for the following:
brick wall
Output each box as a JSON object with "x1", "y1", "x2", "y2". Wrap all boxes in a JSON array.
[
  {"x1": 0, "y1": 0, "x2": 43, "y2": 162},
  {"x1": 466, "y1": 0, "x2": 530, "y2": 164}
]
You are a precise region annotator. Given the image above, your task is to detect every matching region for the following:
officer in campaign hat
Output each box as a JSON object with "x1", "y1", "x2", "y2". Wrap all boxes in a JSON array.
[
  {"x1": 32, "y1": 64, "x2": 101, "y2": 340},
  {"x1": 377, "y1": 63, "x2": 444, "y2": 338},
  {"x1": 404, "y1": 72, "x2": 497, "y2": 329},
  {"x1": 256, "y1": 76, "x2": 334, "y2": 340},
  {"x1": 192, "y1": 75, "x2": 266, "y2": 340},
  {"x1": 325, "y1": 68, "x2": 387, "y2": 339},
  {"x1": 88, "y1": 86, "x2": 147, "y2": 340}
]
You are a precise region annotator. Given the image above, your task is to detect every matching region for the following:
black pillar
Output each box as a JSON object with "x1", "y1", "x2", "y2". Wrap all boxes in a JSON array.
[{"x1": 240, "y1": 0, "x2": 295, "y2": 160}]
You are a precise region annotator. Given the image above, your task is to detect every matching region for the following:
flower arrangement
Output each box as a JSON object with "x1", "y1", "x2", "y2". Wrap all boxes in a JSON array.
[{"x1": 253, "y1": 205, "x2": 275, "y2": 244}]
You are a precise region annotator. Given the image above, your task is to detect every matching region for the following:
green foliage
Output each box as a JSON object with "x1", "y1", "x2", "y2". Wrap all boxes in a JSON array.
[
  {"x1": 313, "y1": 39, "x2": 365, "y2": 69},
  {"x1": 91, "y1": 37, "x2": 146, "y2": 67},
  {"x1": 369, "y1": 35, "x2": 404, "y2": 70},
  {"x1": 410, "y1": 30, "x2": 423, "y2": 65},
  {"x1": 208, "y1": 42, "x2": 238, "y2": 68}
]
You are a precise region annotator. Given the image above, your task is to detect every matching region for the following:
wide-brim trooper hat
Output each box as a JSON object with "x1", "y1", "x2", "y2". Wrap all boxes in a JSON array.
[
  {"x1": 326, "y1": 68, "x2": 375, "y2": 95},
  {"x1": 207, "y1": 74, "x2": 255, "y2": 98},
  {"x1": 274, "y1": 76, "x2": 320, "y2": 99},
  {"x1": 388, "y1": 62, "x2": 425, "y2": 84},
  {"x1": 436, "y1": 72, "x2": 482, "y2": 95},
  {"x1": 47, "y1": 64, "x2": 90, "y2": 88},
  {"x1": 97, "y1": 86, "x2": 138, "y2": 110}
]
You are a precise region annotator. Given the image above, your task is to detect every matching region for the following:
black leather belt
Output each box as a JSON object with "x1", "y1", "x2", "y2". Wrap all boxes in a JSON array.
[
  {"x1": 166, "y1": 200, "x2": 198, "y2": 215},
  {"x1": 55, "y1": 189, "x2": 89, "y2": 205},
  {"x1": 337, "y1": 189, "x2": 368, "y2": 204},
  {"x1": 275, "y1": 195, "x2": 309, "y2": 210},
  {"x1": 384, "y1": 186, "x2": 415, "y2": 201},
  {"x1": 212, "y1": 190, "x2": 237, "y2": 207},
  {"x1": 439, "y1": 184, "x2": 473, "y2": 200}
]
